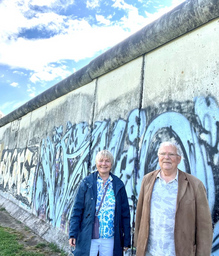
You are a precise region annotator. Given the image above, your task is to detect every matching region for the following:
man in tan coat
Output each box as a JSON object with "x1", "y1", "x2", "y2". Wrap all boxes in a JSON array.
[{"x1": 134, "y1": 141, "x2": 213, "y2": 256}]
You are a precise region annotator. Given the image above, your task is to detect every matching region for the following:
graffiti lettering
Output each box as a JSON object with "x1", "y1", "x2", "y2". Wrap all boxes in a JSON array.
[{"x1": 0, "y1": 97, "x2": 218, "y2": 254}]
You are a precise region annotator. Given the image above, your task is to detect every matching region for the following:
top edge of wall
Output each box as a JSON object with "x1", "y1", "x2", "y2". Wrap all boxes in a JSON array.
[{"x1": 0, "y1": 0, "x2": 218, "y2": 128}]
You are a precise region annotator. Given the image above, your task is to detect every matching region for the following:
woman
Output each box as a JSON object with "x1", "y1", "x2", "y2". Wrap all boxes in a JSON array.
[{"x1": 69, "y1": 150, "x2": 131, "y2": 256}]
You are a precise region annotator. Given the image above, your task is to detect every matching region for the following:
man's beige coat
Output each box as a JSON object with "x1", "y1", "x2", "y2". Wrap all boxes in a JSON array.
[{"x1": 134, "y1": 169, "x2": 213, "y2": 256}]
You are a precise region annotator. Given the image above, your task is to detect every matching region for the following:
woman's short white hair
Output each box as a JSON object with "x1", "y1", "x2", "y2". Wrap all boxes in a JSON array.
[
  {"x1": 95, "y1": 150, "x2": 114, "y2": 165},
  {"x1": 158, "y1": 141, "x2": 182, "y2": 156}
]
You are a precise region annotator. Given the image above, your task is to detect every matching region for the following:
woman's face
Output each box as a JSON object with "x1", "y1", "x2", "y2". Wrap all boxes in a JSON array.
[{"x1": 96, "y1": 156, "x2": 112, "y2": 176}]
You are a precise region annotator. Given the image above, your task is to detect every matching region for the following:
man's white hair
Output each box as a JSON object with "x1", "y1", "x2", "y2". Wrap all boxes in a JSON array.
[{"x1": 158, "y1": 141, "x2": 182, "y2": 156}]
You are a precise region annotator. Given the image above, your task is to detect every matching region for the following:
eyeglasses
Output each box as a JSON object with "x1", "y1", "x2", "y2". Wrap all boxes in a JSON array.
[{"x1": 159, "y1": 153, "x2": 179, "y2": 158}]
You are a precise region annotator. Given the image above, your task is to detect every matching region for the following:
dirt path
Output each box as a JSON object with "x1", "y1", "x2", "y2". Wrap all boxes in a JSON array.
[{"x1": 0, "y1": 208, "x2": 67, "y2": 255}]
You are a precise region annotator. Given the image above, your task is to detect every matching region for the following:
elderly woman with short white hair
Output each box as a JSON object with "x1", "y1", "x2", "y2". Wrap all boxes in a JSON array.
[{"x1": 69, "y1": 150, "x2": 131, "y2": 256}]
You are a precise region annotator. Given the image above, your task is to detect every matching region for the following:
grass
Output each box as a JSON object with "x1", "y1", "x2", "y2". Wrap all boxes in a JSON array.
[
  {"x1": 0, "y1": 226, "x2": 67, "y2": 256},
  {"x1": 0, "y1": 226, "x2": 43, "y2": 256},
  {"x1": 35, "y1": 243, "x2": 47, "y2": 249},
  {"x1": 24, "y1": 226, "x2": 31, "y2": 231},
  {"x1": 48, "y1": 243, "x2": 63, "y2": 252}
]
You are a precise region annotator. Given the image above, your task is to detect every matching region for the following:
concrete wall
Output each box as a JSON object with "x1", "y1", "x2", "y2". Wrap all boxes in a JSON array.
[{"x1": 0, "y1": 0, "x2": 219, "y2": 254}]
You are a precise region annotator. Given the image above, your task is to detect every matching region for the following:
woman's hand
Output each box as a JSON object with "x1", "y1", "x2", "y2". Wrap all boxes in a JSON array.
[
  {"x1": 123, "y1": 247, "x2": 129, "y2": 252},
  {"x1": 69, "y1": 238, "x2": 76, "y2": 247}
]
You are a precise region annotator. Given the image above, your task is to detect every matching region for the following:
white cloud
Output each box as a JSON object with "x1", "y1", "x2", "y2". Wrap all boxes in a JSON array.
[
  {"x1": 0, "y1": 17, "x2": 130, "y2": 73},
  {"x1": 96, "y1": 15, "x2": 111, "y2": 25},
  {"x1": 112, "y1": 0, "x2": 185, "y2": 33},
  {"x1": 120, "y1": 6, "x2": 148, "y2": 33},
  {"x1": 0, "y1": 1, "x2": 28, "y2": 41},
  {"x1": 29, "y1": 65, "x2": 71, "y2": 83},
  {"x1": 0, "y1": 0, "x2": 73, "y2": 42},
  {"x1": 0, "y1": 0, "x2": 186, "y2": 86},
  {"x1": 30, "y1": 0, "x2": 75, "y2": 9},
  {"x1": 86, "y1": 0, "x2": 100, "y2": 9},
  {"x1": 172, "y1": 0, "x2": 185, "y2": 7},
  {"x1": 27, "y1": 84, "x2": 36, "y2": 97},
  {"x1": 13, "y1": 71, "x2": 26, "y2": 76},
  {"x1": 30, "y1": 12, "x2": 67, "y2": 34},
  {"x1": 143, "y1": 0, "x2": 185, "y2": 25},
  {"x1": 10, "y1": 82, "x2": 19, "y2": 87},
  {"x1": 30, "y1": 0, "x2": 58, "y2": 7},
  {"x1": 112, "y1": 0, "x2": 129, "y2": 9}
]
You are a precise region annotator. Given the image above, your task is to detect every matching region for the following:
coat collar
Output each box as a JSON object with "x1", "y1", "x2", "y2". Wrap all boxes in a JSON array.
[
  {"x1": 86, "y1": 171, "x2": 124, "y2": 196},
  {"x1": 145, "y1": 169, "x2": 188, "y2": 210}
]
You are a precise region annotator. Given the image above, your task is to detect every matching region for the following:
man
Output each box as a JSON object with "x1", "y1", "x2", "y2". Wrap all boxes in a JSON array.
[{"x1": 134, "y1": 141, "x2": 213, "y2": 256}]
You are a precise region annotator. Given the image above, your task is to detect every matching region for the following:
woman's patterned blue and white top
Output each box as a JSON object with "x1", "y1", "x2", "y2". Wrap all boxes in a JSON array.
[{"x1": 96, "y1": 175, "x2": 115, "y2": 239}]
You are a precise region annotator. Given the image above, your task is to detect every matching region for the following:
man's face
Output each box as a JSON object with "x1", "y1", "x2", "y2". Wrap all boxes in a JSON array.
[
  {"x1": 158, "y1": 145, "x2": 181, "y2": 172},
  {"x1": 96, "y1": 157, "x2": 112, "y2": 176}
]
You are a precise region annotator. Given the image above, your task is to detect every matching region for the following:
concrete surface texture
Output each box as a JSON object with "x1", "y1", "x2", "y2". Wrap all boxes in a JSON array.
[{"x1": 0, "y1": 0, "x2": 219, "y2": 255}]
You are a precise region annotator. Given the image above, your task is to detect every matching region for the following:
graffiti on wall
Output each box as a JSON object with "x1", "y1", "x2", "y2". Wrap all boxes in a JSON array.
[
  {"x1": 0, "y1": 147, "x2": 37, "y2": 206},
  {"x1": 0, "y1": 96, "x2": 218, "y2": 254}
]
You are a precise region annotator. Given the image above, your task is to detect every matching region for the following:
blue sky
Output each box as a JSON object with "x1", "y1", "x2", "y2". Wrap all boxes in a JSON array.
[{"x1": 0, "y1": 0, "x2": 185, "y2": 117}]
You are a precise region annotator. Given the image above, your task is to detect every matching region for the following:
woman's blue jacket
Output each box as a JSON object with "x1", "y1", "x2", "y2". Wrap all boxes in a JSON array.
[{"x1": 69, "y1": 171, "x2": 131, "y2": 256}]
